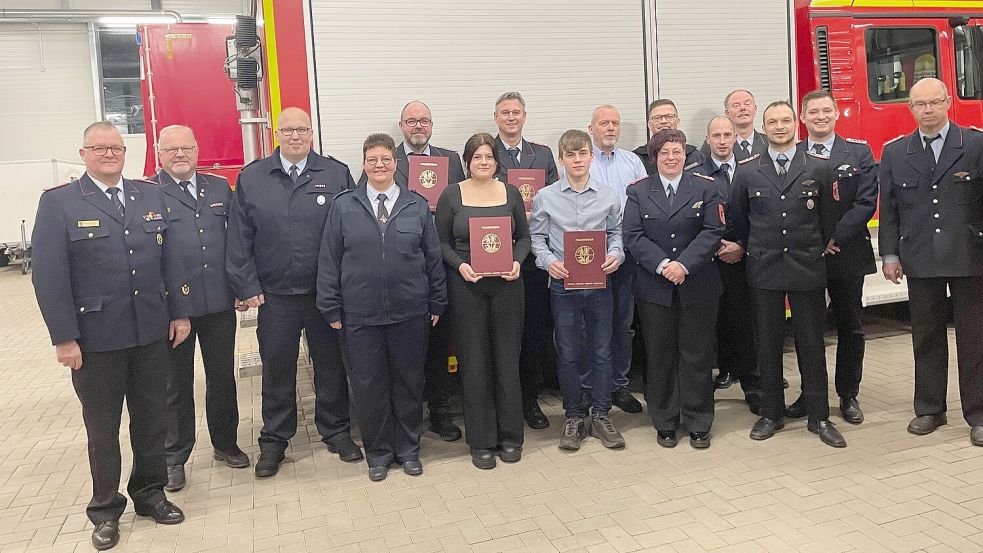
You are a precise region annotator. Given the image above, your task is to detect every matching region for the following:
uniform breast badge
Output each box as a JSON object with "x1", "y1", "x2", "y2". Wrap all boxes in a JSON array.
[
  {"x1": 316, "y1": 195, "x2": 326, "y2": 205},
  {"x1": 181, "y1": 284, "x2": 190, "y2": 296}
]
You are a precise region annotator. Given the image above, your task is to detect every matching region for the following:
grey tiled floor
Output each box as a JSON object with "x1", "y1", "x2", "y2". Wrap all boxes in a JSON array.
[{"x1": 2, "y1": 265, "x2": 982, "y2": 552}]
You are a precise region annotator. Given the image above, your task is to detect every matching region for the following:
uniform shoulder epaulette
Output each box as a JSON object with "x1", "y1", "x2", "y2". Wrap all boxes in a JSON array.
[
  {"x1": 691, "y1": 172, "x2": 715, "y2": 182},
  {"x1": 738, "y1": 154, "x2": 760, "y2": 165},
  {"x1": 322, "y1": 153, "x2": 349, "y2": 168},
  {"x1": 334, "y1": 188, "x2": 355, "y2": 199},
  {"x1": 43, "y1": 181, "x2": 73, "y2": 191},
  {"x1": 241, "y1": 157, "x2": 263, "y2": 170},
  {"x1": 806, "y1": 151, "x2": 827, "y2": 159},
  {"x1": 628, "y1": 176, "x2": 649, "y2": 186},
  {"x1": 844, "y1": 137, "x2": 868, "y2": 144},
  {"x1": 683, "y1": 161, "x2": 701, "y2": 171},
  {"x1": 199, "y1": 171, "x2": 228, "y2": 180},
  {"x1": 132, "y1": 177, "x2": 158, "y2": 186},
  {"x1": 527, "y1": 140, "x2": 549, "y2": 150},
  {"x1": 883, "y1": 134, "x2": 906, "y2": 146}
]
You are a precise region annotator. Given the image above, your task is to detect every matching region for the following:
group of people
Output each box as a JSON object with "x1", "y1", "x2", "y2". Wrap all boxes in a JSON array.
[{"x1": 30, "y1": 77, "x2": 983, "y2": 551}]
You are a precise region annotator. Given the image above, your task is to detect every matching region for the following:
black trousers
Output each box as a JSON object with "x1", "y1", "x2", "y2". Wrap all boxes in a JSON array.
[
  {"x1": 71, "y1": 340, "x2": 169, "y2": 524},
  {"x1": 255, "y1": 293, "x2": 350, "y2": 452},
  {"x1": 907, "y1": 276, "x2": 983, "y2": 426},
  {"x1": 344, "y1": 316, "x2": 429, "y2": 467},
  {"x1": 754, "y1": 288, "x2": 829, "y2": 421},
  {"x1": 165, "y1": 309, "x2": 238, "y2": 466},
  {"x1": 638, "y1": 293, "x2": 718, "y2": 433},
  {"x1": 423, "y1": 313, "x2": 453, "y2": 415},
  {"x1": 827, "y1": 272, "x2": 866, "y2": 400},
  {"x1": 519, "y1": 256, "x2": 553, "y2": 406},
  {"x1": 715, "y1": 260, "x2": 760, "y2": 397},
  {"x1": 447, "y1": 271, "x2": 524, "y2": 450}
]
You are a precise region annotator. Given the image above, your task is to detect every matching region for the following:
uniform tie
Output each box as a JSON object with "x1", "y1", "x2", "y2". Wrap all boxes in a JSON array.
[
  {"x1": 180, "y1": 180, "x2": 196, "y2": 203},
  {"x1": 739, "y1": 139, "x2": 751, "y2": 157},
  {"x1": 776, "y1": 153, "x2": 789, "y2": 175},
  {"x1": 923, "y1": 135, "x2": 940, "y2": 163},
  {"x1": 719, "y1": 162, "x2": 731, "y2": 188},
  {"x1": 812, "y1": 143, "x2": 826, "y2": 156},
  {"x1": 376, "y1": 193, "x2": 389, "y2": 224},
  {"x1": 108, "y1": 187, "x2": 124, "y2": 218},
  {"x1": 289, "y1": 164, "x2": 299, "y2": 184},
  {"x1": 666, "y1": 183, "x2": 676, "y2": 206},
  {"x1": 508, "y1": 147, "x2": 520, "y2": 167}
]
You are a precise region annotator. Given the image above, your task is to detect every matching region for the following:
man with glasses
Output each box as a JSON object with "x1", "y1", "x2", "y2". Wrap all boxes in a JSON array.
[
  {"x1": 634, "y1": 99, "x2": 704, "y2": 175},
  {"x1": 149, "y1": 125, "x2": 249, "y2": 492},
  {"x1": 227, "y1": 107, "x2": 360, "y2": 477},
  {"x1": 879, "y1": 77, "x2": 983, "y2": 447},
  {"x1": 492, "y1": 91, "x2": 559, "y2": 430},
  {"x1": 358, "y1": 100, "x2": 465, "y2": 442},
  {"x1": 32, "y1": 121, "x2": 191, "y2": 550}
]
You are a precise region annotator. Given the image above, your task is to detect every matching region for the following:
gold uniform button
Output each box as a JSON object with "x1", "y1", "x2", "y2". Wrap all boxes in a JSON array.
[
  {"x1": 934, "y1": 213, "x2": 940, "y2": 218},
  {"x1": 199, "y1": 229, "x2": 204, "y2": 233},
  {"x1": 933, "y1": 199, "x2": 939, "y2": 204},
  {"x1": 124, "y1": 229, "x2": 130, "y2": 235},
  {"x1": 782, "y1": 213, "x2": 787, "y2": 218},
  {"x1": 783, "y1": 247, "x2": 789, "y2": 252},
  {"x1": 670, "y1": 233, "x2": 676, "y2": 238},
  {"x1": 79, "y1": 306, "x2": 85, "y2": 313},
  {"x1": 87, "y1": 232, "x2": 94, "y2": 238},
  {"x1": 780, "y1": 195, "x2": 786, "y2": 200},
  {"x1": 203, "y1": 263, "x2": 208, "y2": 268},
  {"x1": 133, "y1": 290, "x2": 139, "y2": 296},
  {"x1": 782, "y1": 230, "x2": 787, "y2": 235},
  {"x1": 128, "y1": 249, "x2": 134, "y2": 255},
  {"x1": 195, "y1": 214, "x2": 200, "y2": 218},
  {"x1": 936, "y1": 228, "x2": 941, "y2": 233},
  {"x1": 202, "y1": 246, "x2": 207, "y2": 251},
  {"x1": 672, "y1": 247, "x2": 678, "y2": 252},
  {"x1": 131, "y1": 269, "x2": 136, "y2": 275},
  {"x1": 756, "y1": 191, "x2": 761, "y2": 197}
]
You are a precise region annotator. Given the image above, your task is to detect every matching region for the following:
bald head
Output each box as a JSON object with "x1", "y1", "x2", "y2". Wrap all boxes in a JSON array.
[
  {"x1": 399, "y1": 100, "x2": 433, "y2": 152},
  {"x1": 400, "y1": 100, "x2": 431, "y2": 121},
  {"x1": 706, "y1": 115, "x2": 737, "y2": 162},
  {"x1": 276, "y1": 107, "x2": 314, "y2": 163},
  {"x1": 908, "y1": 77, "x2": 951, "y2": 135}
]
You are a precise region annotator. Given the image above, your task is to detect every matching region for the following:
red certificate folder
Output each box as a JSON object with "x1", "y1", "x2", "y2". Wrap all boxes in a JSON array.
[
  {"x1": 408, "y1": 155, "x2": 449, "y2": 209},
  {"x1": 563, "y1": 230, "x2": 607, "y2": 289},
  {"x1": 469, "y1": 216, "x2": 514, "y2": 276},
  {"x1": 507, "y1": 168, "x2": 546, "y2": 211}
]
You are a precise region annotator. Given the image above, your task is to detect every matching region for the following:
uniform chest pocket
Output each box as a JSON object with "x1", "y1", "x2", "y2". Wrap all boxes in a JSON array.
[
  {"x1": 684, "y1": 206, "x2": 703, "y2": 219},
  {"x1": 952, "y1": 173, "x2": 981, "y2": 205},
  {"x1": 748, "y1": 188, "x2": 770, "y2": 215},
  {"x1": 799, "y1": 186, "x2": 820, "y2": 206},
  {"x1": 893, "y1": 180, "x2": 919, "y2": 207},
  {"x1": 68, "y1": 226, "x2": 111, "y2": 265},
  {"x1": 393, "y1": 218, "x2": 423, "y2": 254},
  {"x1": 143, "y1": 221, "x2": 167, "y2": 248},
  {"x1": 211, "y1": 205, "x2": 228, "y2": 217}
]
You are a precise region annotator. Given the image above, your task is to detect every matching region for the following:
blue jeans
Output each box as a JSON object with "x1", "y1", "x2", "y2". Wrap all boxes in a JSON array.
[
  {"x1": 551, "y1": 279, "x2": 614, "y2": 418},
  {"x1": 578, "y1": 258, "x2": 635, "y2": 390}
]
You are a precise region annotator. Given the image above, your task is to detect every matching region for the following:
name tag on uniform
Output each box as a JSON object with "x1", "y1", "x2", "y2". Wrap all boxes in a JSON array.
[
  {"x1": 209, "y1": 202, "x2": 225, "y2": 208},
  {"x1": 313, "y1": 183, "x2": 327, "y2": 189},
  {"x1": 77, "y1": 220, "x2": 100, "y2": 228}
]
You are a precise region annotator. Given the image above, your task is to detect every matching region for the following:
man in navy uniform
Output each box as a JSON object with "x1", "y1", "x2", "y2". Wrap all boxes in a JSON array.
[
  {"x1": 634, "y1": 99, "x2": 704, "y2": 175},
  {"x1": 32, "y1": 121, "x2": 190, "y2": 550},
  {"x1": 151, "y1": 125, "x2": 249, "y2": 492},
  {"x1": 879, "y1": 77, "x2": 983, "y2": 446},
  {"x1": 701, "y1": 115, "x2": 762, "y2": 413},
  {"x1": 358, "y1": 100, "x2": 464, "y2": 442},
  {"x1": 785, "y1": 90, "x2": 877, "y2": 425},
  {"x1": 727, "y1": 101, "x2": 846, "y2": 448},
  {"x1": 227, "y1": 107, "x2": 360, "y2": 477},
  {"x1": 492, "y1": 91, "x2": 559, "y2": 430}
]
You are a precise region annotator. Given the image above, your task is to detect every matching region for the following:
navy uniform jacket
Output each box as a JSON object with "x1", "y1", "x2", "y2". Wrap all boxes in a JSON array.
[
  {"x1": 151, "y1": 171, "x2": 236, "y2": 317},
  {"x1": 633, "y1": 143, "x2": 704, "y2": 176},
  {"x1": 727, "y1": 149, "x2": 837, "y2": 291},
  {"x1": 493, "y1": 135, "x2": 560, "y2": 185},
  {"x1": 357, "y1": 142, "x2": 466, "y2": 189},
  {"x1": 32, "y1": 174, "x2": 192, "y2": 352},
  {"x1": 702, "y1": 131, "x2": 767, "y2": 163},
  {"x1": 796, "y1": 135, "x2": 878, "y2": 277},
  {"x1": 624, "y1": 171, "x2": 724, "y2": 307},
  {"x1": 878, "y1": 123, "x2": 983, "y2": 278},
  {"x1": 317, "y1": 186, "x2": 447, "y2": 327},
  {"x1": 226, "y1": 148, "x2": 355, "y2": 300}
]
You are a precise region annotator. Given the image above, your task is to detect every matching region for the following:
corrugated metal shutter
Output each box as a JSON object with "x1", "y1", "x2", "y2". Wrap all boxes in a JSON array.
[
  {"x1": 0, "y1": 24, "x2": 97, "y2": 162},
  {"x1": 649, "y1": 0, "x2": 793, "y2": 144},
  {"x1": 309, "y1": 0, "x2": 648, "y2": 169}
]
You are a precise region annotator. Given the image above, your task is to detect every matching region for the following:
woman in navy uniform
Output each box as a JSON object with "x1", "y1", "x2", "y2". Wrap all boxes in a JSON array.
[
  {"x1": 623, "y1": 129, "x2": 724, "y2": 449},
  {"x1": 317, "y1": 133, "x2": 447, "y2": 481}
]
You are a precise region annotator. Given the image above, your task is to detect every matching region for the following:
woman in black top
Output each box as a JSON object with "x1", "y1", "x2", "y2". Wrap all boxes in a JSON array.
[{"x1": 434, "y1": 132, "x2": 530, "y2": 469}]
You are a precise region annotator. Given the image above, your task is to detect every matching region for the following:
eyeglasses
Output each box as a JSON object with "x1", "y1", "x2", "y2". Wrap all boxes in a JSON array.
[
  {"x1": 402, "y1": 118, "x2": 432, "y2": 128},
  {"x1": 278, "y1": 127, "x2": 312, "y2": 136},
  {"x1": 657, "y1": 149, "x2": 685, "y2": 158},
  {"x1": 910, "y1": 98, "x2": 949, "y2": 110},
  {"x1": 365, "y1": 157, "x2": 395, "y2": 166},
  {"x1": 159, "y1": 146, "x2": 198, "y2": 155},
  {"x1": 649, "y1": 114, "x2": 678, "y2": 122},
  {"x1": 83, "y1": 145, "x2": 126, "y2": 156}
]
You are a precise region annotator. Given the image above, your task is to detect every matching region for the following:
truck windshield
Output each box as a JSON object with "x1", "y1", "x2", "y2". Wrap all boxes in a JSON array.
[{"x1": 954, "y1": 24, "x2": 983, "y2": 100}]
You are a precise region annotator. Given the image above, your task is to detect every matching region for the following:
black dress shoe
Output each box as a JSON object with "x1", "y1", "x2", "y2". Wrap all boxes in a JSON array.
[
  {"x1": 428, "y1": 413, "x2": 463, "y2": 442},
  {"x1": 164, "y1": 464, "x2": 185, "y2": 492},
  {"x1": 908, "y1": 413, "x2": 947, "y2": 435},
  {"x1": 213, "y1": 446, "x2": 250, "y2": 468},
  {"x1": 714, "y1": 372, "x2": 735, "y2": 390},
  {"x1": 785, "y1": 397, "x2": 807, "y2": 419},
  {"x1": 498, "y1": 445, "x2": 522, "y2": 463},
  {"x1": 471, "y1": 448, "x2": 496, "y2": 470},
  {"x1": 656, "y1": 430, "x2": 677, "y2": 448},
  {"x1": 839, "y1": 398, "x2": 864, "y2": 425},
  {"x1": 325, "y1": 435, "x2": 364, "y2": 463},
  {"x1": 401, "y1": 459, "x2": 423, "y2": 475},
  {"x1": 368, "y1": 465, "x2": 389, "y2": 482},
  {"x1": 254, "y1": 450, "x2": 285, "y2": 477},
  {"x1": 612, "y1": 386, "x2": 643, "y2": 413},
  {"x1": 971, "y1": 426, "x2": 983, "y2": 447},
  {"x1": 749, "y1": 417, "x2": 785, "y2": 440},
  {"x1": 523, "y1": 401, "x2": 550, "y2": 429},
  {"x1": 135, "y1": 499, "x2": 185, "y2": 524},
  {"x1": 808, "y1": 419, "x2": 847, "y2": 448},
  {"x1": 689, "y1": 432, "x2": 711, "y2": 449},
  {"x1": 91, "y1": 521, "x2": 120, "y2": 550}
]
